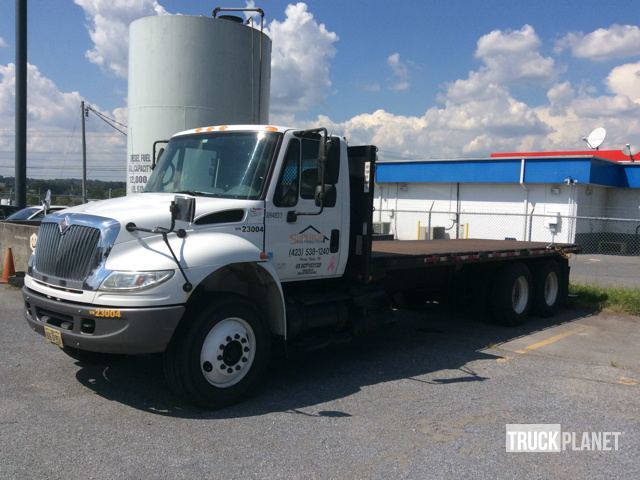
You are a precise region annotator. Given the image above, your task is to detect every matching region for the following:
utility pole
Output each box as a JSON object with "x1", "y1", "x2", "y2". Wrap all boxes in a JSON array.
[
  {"x1": 81, "y1": 100, "x2": 87, "y2": 203},
  {"x1": 14, "y1": 0, "x2": 27, "y2": 208}
]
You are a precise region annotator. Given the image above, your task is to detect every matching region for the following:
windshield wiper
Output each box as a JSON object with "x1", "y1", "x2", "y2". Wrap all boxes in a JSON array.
[{"x1": 174, "y1": 190, "x2": 213, "y2": 197}]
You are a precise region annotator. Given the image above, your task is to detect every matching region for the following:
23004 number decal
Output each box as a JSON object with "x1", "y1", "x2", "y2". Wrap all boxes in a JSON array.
[
  {"x1": 240, "y1": 225, "x2": 264, "y2": 233},
  {"x1": 89, "y1": 309, "x2": 122, "y2": 318}
]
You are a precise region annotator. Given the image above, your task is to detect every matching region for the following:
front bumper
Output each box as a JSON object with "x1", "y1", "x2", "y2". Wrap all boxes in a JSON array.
[{"x1": 23, "y1": 287, "x2": 185, "y2": 354}]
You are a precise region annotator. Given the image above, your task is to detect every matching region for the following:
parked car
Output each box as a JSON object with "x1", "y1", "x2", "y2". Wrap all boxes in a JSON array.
[
  {"x1": 0, "y1": 205, "x2": 20, "y2": 220},
  {"x1": 4, "y1": 205, "x2": 67, "y2": 222}
]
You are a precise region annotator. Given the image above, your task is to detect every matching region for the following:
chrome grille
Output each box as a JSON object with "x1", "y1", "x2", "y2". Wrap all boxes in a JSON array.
[{"x1": 34, "y1": 223, "x2": 101, "y2": 281}]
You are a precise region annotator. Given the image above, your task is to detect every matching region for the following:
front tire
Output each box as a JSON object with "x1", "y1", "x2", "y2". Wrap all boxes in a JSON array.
[{"x1": 163, "y1": 297, "x2": 271, "y2": 409}]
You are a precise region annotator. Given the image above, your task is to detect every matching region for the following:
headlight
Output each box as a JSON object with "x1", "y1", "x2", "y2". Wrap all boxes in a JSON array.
[{"x1": 100, "y1": 270, "x2": 174, "y2": 291}]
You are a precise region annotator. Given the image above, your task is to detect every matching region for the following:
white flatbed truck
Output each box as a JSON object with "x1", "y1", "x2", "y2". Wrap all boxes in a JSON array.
[{"x1": 23, "y1": 125, "x2": 580, "y2": 408}]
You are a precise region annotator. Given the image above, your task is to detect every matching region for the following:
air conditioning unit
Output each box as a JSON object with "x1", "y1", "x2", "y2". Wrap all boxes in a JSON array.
[
  {"x1": 373, "y1": 222, "x2": 391, "y2": 235},
  {"x1": 418, "y1": 226, "x2": 446, "y2": 240}
]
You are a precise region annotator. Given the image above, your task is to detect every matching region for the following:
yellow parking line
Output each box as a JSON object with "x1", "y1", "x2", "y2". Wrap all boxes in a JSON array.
[
  {"x1": 515, "y1": 327, "x2": 584, "y2": 354},
  {"x1": 618, "y1": 376, "x2": 637, "y2": 386}
]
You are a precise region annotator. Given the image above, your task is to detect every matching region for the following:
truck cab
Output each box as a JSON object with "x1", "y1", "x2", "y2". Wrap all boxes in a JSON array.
[{"x1": 23, "y1": 125, "x2": 374, "y2": 407}]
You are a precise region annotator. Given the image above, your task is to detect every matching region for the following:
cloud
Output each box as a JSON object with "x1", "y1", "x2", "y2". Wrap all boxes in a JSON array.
[
  {"x1": 556, "y1": 24, "x2": 640, "y2": 61},
  {"x1": 606, "y1": 61, "x2": 640, "y2": 101},
  {"x1": 74, "y1": 0, "x2": 168, "y2": 78},
  {"x1": 0, "y1": 37, "x2": 7, "y2": 49},
  {"x1": 387, "y1": 53, "x2": 410, "y2": 91},
  {"x1": 474, "y1": 24, "x2": 556, "y2": 84},
  {"x1": 444, "y1": 25, "x2": 556, "y2": 105},
  {"x1": 266, "y1": 2, "x2": 338, "y2": 118},
  {"x1": 0, "y1": 62, "x2": 126, "y2": 179},
  {"x1": 314, "y1": 25, "x2": 640, "y2": 159}
]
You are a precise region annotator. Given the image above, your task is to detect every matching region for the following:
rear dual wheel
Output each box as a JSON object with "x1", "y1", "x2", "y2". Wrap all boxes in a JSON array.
[
  {"x1": 491, "y1": 262, "x2": 533, "y2": 326},
  {"x1": 532, "y1": 260, "x2": 562, "y2": 318},
  {"x1": 491, "y1": 260, "x2": 563, "y2": 325}
]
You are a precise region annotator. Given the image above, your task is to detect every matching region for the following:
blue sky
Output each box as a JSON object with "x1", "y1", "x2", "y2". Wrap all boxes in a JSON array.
[{"x1": 0, "y1": 0, "x2": 639, "y2": 179}]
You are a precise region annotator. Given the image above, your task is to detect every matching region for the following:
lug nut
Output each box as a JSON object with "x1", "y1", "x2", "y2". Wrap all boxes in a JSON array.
[
  {"x1": 235, "y1": 365, "x2": 241, "y2": 371},
  {"x1": 227, "y1": 368, "x2": 233, "y2": 374},
  {"x1": 241, "y1": 338, "x2": 247, "y2": 344},
  {"x1": 226, "y1": 336, "x2": 232, "y2": 342},
  {"x1": 220, "y1": 364, "x2": 226, "y2": 370},
  {"x1": 234, "y1": 334, "x2": 240, "y2": 339},
  {"x1": 244, "y1": 347, "x2": 249, "y2": 352},
  {"x1": 217, "y1": 355, "x2": 223, "y2": 361},
  {"x1": 219, "y1": 344, "x2": 225, "y2": 350},
  {"x1": 203, "y1": 361, "x2": 213, "y2": 372},
  {"x1": 242, "y1": 357, "x2": 247, "y2": 362}
]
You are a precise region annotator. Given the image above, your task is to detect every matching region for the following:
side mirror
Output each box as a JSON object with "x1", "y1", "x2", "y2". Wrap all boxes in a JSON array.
[
  {"x1": 171, "y1": 195, "x2": 196, "y2": 223},
  {"x1": 43, "y1": 189, "x2": 52, "y2": 213},
  {"x1": 324, "y1": 138, "x2": 340, "y2": 185}
]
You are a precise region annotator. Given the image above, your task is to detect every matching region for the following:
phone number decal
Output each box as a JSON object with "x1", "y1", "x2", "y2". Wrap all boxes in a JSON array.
[{"x1": 289, "y1": 247, "x2": 330, "y2": 257}]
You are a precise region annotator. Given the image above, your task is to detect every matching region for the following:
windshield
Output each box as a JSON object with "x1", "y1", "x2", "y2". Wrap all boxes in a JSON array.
[
  {"x1": 7, "y1": 207, "x2": 40, "y2": 220},
  {"x1": 145, "y1": 131, "x2": 280, "y2": 199}
]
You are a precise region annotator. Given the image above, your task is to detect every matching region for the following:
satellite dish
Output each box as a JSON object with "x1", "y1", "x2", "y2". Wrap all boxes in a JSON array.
[{"x1": 584, "y1": 127, "x2": 607, "y2": 150}]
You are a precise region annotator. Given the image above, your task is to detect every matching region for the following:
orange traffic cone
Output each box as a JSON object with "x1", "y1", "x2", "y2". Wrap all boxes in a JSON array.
[{"x1": 1, "y1": 248, "x2": 16, "y2": 284}]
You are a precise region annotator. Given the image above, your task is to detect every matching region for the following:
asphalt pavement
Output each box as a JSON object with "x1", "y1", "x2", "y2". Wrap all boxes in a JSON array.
[
  {"x1": 1, "y1": 284, "x2": 639, "y2": 479},
  {"x1": 570, "y1": 253, "x2": 640, "y2": 288}
]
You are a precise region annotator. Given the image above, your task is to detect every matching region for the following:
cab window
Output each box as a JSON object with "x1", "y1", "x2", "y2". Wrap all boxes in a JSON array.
[
  {"x1": 300, "y1": 139, "x2": 320, "y2": 199},
  {"x1": 273, "y1": 139, "x2": 300, "y2": 207}
]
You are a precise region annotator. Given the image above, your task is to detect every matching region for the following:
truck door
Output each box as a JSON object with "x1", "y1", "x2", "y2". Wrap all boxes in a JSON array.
[{"x1": 265, "y1": 135, "x2": 345, "y2": 282}]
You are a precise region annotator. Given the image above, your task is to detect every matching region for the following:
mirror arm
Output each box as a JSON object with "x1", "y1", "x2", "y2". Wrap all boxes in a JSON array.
[
  {"x1": 152, "y1": 140, "x2": 169, "y2": 169},
  {"x1": 288, "y1": 127, "x2": 330, "y2": 223},
  {"x1": 125, "y1": 199, "x2": 192, "y2": 291}
]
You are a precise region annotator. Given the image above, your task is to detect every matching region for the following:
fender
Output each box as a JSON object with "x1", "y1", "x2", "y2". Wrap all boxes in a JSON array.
[{"x1": 106, "y1": 232, "x2": 287, "y2": 337}]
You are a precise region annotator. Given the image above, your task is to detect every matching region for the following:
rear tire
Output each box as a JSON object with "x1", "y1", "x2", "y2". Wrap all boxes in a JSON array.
[
  {"x1": 490, "y1": 262, "x2": 532, "y2": 326},
  {"x1": 532, "y1": 260, "x2": 562, "y2": 317},
  {"x1": 163, "y1": 296, "x2": 271, "y2": 409}
]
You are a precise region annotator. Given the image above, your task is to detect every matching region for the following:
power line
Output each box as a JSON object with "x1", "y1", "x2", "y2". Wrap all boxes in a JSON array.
[{"x1": 85, "y1": 105, "x2": 127, "y2": 136}]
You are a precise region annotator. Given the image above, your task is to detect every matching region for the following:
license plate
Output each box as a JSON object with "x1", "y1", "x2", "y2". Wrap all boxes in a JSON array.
[{"x1": 43, "y1": 325, "x2": 64, "y2": 348}]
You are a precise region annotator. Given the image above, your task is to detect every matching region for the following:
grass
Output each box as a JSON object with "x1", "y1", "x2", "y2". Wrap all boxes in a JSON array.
[{"x1": 568, "y1": 284, "x2": 640, "y2": 316}]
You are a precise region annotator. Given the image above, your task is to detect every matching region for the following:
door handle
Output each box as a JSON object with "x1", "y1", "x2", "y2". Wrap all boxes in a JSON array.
[
  {"x1": 286, "y1": 211, "x2": 298, "y2": 223},
  {"x1": 330, "y1": 229, "x2": 339, "y2": 253}
]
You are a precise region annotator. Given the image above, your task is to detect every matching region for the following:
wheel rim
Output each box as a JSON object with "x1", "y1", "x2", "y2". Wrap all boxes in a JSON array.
[
  {"x1": 511, "y1": 276, "x2": 529, "y2": 314},
  {"x1": 544, "y1": 271, "x2": 559, "y2": 306},
  {"x1": 200, "y1": 317, "x2": 256, "y2": 388}
]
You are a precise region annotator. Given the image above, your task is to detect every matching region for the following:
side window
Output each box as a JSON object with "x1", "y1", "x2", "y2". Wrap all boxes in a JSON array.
[
  {"x1": 273, "y1": 139, "x2": 300, "y2": 207},
  {"x1": 300, "y1": 139, "x2": 320, "y2": 199}
]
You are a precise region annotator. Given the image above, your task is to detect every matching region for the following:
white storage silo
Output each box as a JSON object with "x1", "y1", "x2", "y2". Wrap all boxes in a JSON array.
[{"x1": 127, "y1": 14, "x2": 271, "y2": 193}]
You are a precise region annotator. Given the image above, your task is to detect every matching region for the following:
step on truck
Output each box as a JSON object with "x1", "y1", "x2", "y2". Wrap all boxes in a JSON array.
[{"x1": 23, "y1": 125, "x2": 580, "y2": 408}]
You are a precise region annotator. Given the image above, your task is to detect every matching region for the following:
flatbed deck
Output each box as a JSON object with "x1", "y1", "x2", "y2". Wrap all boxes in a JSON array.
[{"x1": 371, "y1": 239, "x2": 580, "y2": 270}]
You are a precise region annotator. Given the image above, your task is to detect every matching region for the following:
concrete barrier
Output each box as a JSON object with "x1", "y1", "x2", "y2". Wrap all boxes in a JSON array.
[{"x1": 0, "y1": 222, "x2": 39, "y2": 273}]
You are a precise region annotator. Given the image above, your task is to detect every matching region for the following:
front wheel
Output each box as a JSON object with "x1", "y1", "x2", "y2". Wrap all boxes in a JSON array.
[{"x1": 163, "y1": 297, "x2": 271, "y2": 409}]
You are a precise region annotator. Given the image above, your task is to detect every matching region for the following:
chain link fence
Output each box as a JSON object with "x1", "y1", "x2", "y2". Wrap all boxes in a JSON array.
[
  {"x1": 374, "y1": 208, "x2": 640, "y2": 287},
  {"x1": 374, "y1": 208, "x2": 640, "y2": 256}
]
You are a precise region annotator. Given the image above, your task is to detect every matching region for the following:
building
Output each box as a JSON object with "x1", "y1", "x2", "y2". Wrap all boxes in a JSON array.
[{"x1": 373, "y1": 150, "x2": 640, "y2": 255}]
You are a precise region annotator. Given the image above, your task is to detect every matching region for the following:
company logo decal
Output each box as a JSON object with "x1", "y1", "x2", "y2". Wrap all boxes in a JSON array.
[{"x1": 289, "y1": 225, "x2": 329, "y2": 245}]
